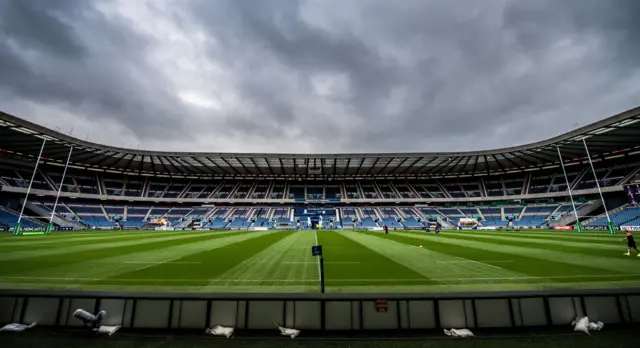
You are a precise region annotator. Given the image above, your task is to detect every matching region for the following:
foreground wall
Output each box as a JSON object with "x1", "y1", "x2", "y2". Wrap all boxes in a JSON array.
[{"x1": 1, "y1": 289, "x2": 639, "y2": 331}]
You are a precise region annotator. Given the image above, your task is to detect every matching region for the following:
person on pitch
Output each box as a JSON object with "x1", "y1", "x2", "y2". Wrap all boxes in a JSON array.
[{"x1": 621, "y1": 232, "x2": 640, "y2": 257}]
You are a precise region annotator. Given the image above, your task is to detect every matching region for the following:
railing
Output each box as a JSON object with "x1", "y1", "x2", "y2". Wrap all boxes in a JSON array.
[{"x1": 1, "y1": 288, "x2": 638, "y2": 331}]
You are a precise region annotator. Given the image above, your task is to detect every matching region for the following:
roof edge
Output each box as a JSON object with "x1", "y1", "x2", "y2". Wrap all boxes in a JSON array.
[{"x1": 2, "y1": 105, "x2": 639, "y2": 158}]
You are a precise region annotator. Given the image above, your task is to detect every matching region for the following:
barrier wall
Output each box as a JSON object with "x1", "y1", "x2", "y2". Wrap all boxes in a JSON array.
[{"x1": 1, "y1": 289, "x2": 639, "y2": 331}]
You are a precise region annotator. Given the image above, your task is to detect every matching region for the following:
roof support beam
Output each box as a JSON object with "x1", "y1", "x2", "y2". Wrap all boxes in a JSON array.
[
  {"x1": 93, "y1": 151, "x2": 121, "y2": 168},
  {"x1": 219, "y1": 157, "x2": 242, "y2": 175},
  {"x1": 137, "y1": 155, "x2": 146, "y2": 174},
  {"x1": 524, "y1": 150, "x2": 557, "y2": 162},
  {"x1": 235, "y1": 157, "x2": 253, "y2": 175},
  {"x1": 393, "y1": 157, "x2": 421, "y2": 175},
  {"x1": 149, "y1": 156, "x2": 159, "y2": 176},
  {"x1": 499, "y1": 153, "x2": 524, "y2": 171},
  {"x1": 174, "y1": 157, "x2": 210, "y2": 175},
  {"x1": 442, "y1": 156, "x2": 466, "y2": 175},
  {"x1": 209, "y1": 157, "x2": 234, "y2": 175},
  {"x1": 471, "y1": 156, "x2": 479, "y2": 176},
  {"x1": 364, "y1": 157, "x2": 381, "y2": 175},
  {"x1": 248, "y1": 157, "x2": 264, "y2": 176},
  {"x1": 456, "y1": 155, "x2": 473, "y2": 177},
  {"x1": 484, "y1": 155, "x2": 491, "y2": 176},
  {"x1": 192, "y1": 157, "x2": 225, "y2": 175},
  {"x1": 160, "y1": 156, "x2": 181, "y2": 175},
  {"x1": 429, "y1": 156, "x2": 459, "y2": 175},
  {"x1": 344, "y1": 157, "x2": 352, "y2": 175},
  {"x1": 512, "y1": 151, "x2": 539, "y2": 167},
  {"x1": 375, "y1": 157, "x2": 396, "y2": 175},
  {"x1": 70, "y1": 150, "x2": 109, "y2": 164},
  {"x1": 412, "y1": 157, "x2": 440, "y2": 175},
  {"x1": 165, "y1": 156, "x2": 195, "y2": 176},
  {"x1": 192, "y1": 158, "x2": 215, "y2": 175},
  {"x1": 293, "y1": 158, "x2": 299, "y2": 178},
  {"x1": 491, "y1": 154, "x2": 507, "y2": 173},
  {"x1": 355, "y1": 158, "x2": 366, "y2": 176},
  {"x1": 264, "y1": 157, "x2": 276, "y2": 176},
  {"x1": 389, "y1": 157, "x2": 410, "y2": 176},
  {"x1": 111, "y1": 152, "x2": 131, "y2": 171},
  {"x1": 154, "y1": 156, "x2": 172, "y2": 176}
]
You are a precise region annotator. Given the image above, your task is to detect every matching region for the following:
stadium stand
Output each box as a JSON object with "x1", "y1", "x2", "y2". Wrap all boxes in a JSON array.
[
  {"x1": 2, "y1": 108, "x2": 640, "y2": 232},
  {"x1": 586, "y1": 207, "x2": 640, "y2": 227}
]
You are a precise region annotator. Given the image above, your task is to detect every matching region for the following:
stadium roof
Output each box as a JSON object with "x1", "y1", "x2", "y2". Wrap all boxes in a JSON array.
[{"x1": 1, "y1": 106, "x2": 640, "y2": 178}]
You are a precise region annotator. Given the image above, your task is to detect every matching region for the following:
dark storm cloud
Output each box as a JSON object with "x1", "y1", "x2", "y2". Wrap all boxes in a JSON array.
[
  {"x1": 0, "y1": 0, "x2": 86, "y2": 59},
  {"x1": 0, "y1": 0, "x2": 187, "y2": 139},
  {"x1": 1, "y1": 0, "x2": 639, "y2": 153}
]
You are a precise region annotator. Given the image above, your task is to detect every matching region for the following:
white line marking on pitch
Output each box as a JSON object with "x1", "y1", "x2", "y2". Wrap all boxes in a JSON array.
[
  {"x1": 87, "y1": 261, "x2": 202, "y2": 264},
  {"x1": 2, "y1": 273, "x2": 637, "y2": 283},
  {"x1": 314, "y1": 230, "x2": 321, "y2": 283},
  {"x1": 451, "y1": 255, "x2": 503, "y2": 270},
  {"x1": 281, "y1": 261, "x2": 360, "y2": 264},
  {"x1": 435, "y1": 260, "x2": 513, "y2": 264}
]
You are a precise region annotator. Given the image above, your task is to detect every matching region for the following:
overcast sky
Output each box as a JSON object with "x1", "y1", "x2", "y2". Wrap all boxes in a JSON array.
[{"x1": 1, "y1": 0, "x2": 639, "y2": 154}]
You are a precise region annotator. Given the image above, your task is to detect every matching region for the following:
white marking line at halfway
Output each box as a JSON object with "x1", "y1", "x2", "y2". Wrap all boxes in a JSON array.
[
  {"x1": 1, "y1": 273, "x2": 638, "y2": 283},
  {"x1": 314, "y1": 230, "x2": 321, "y2": 283},
  {"x1": 282, "y1": 261, "x2": 360, "y2": 264}
]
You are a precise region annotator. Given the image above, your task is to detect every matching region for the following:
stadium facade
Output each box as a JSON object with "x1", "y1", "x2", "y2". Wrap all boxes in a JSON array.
[{"x1": 1, "y1": 106, "x2": 640, "y2": 233}]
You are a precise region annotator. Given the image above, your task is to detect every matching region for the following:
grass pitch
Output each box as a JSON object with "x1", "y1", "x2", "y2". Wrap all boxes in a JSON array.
[{"x1": 0, "y1": 229, "x2": 639, "y2": 293}]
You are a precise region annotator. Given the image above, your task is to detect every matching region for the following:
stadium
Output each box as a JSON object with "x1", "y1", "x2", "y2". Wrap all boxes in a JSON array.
[
  {"x1": 1, "y1": 107, "x2": 640, "y2": 338},
  {"x1": 2, "y1": 106, "x2": 640, "y2": 293}
]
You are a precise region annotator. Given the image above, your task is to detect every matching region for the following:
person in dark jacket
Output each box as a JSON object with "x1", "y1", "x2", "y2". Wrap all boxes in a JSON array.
[
  {"x1": 383, "y1": 224, "x2": 389, "y2": 234},
  {"x1": 622, "y1": 232, "x2": 640, "y2": 257}
]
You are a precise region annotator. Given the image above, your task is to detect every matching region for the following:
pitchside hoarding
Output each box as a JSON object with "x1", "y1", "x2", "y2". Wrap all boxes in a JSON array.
[{"x1": 7, "y1": 226, "x2": 74, "y2": 232}]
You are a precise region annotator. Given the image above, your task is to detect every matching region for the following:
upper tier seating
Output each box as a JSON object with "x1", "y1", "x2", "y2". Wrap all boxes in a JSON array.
[{"x1": 587, "y1": 207, "x2": 640, "y2": 227}]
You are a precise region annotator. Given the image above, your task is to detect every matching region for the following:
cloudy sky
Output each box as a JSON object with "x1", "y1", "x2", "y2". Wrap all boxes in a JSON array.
[{"x1": 1, "y1": 0, "x2": 639, "y2": 154}]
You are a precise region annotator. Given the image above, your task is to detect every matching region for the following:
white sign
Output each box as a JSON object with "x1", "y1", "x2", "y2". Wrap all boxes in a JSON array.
[
  {"x1": 621, "y1": 226, "x2": 640, "y2": 231},
  {"x1": 477, "y1": 227, "x2": 497, "y2": 230},
  {"x1": 249, "y1": 227, "x2": 269, "y2": 231}
]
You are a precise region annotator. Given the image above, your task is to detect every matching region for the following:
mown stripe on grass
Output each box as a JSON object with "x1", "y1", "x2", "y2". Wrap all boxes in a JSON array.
[
  {"x1": 319, "y1": 230, "x2": 431, "y2": 287},
  {"x1": 367, "y1": 231, "x2": 622, "y2": 285},
  {"x1": 428, "y1": 231, "x2": 624, "y2": 250},
  {"x1": 448, "y1": 230, "x2": 622, "y2": 244},
  {"x1": 100, "y1": 231, "x2": 292, "y2": 287},
  {"x1": 392, "y1": 231, "x2": 639, "y2": 275},
  {"x1": 0, "y1": 231, "x2": 196, "y2": 251},
  {"x1": 340, "y1": 231, "x2": 527, "y2": 284},
  {"x1": 212, "y1": 231, "x2": 318, "y2": 290},
  {"x1": 423, "y1": 231, "x2": 627, "y2": 258},
  {"x1": 0, "y1": 231, "x2": 263, "y2": 279},
  {"x1": 0, "y1": 231, "x2": 225, "y2": 262},
  {"x1": 0, "y1": 230, "x2": 167, "y2": 244}
]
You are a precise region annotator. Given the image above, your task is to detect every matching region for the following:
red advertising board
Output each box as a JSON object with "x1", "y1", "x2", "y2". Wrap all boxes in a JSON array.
[{"x1": 553, "y1": 226, "x2": 573, "y2": 230}]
